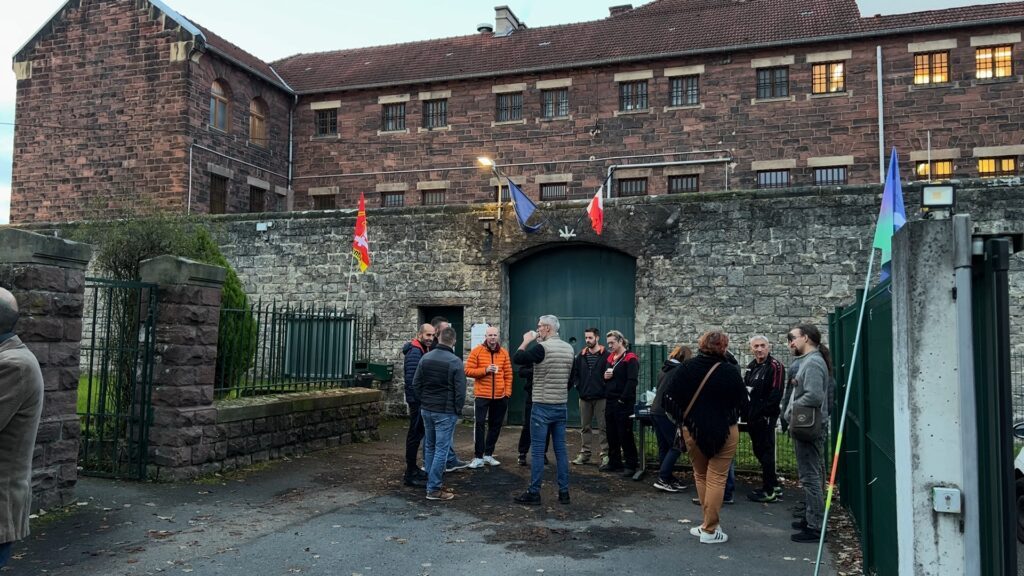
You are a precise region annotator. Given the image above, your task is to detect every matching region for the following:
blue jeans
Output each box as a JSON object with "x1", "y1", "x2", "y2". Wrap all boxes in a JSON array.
[
  {"x1": 422, "y1": 409, "x2": 458, "y2": 493},
  {"x1": 652, "y1": 414, "x2": 681, "y2": 482},
  {"x1": 0, "y1": 542, "x2": 12, "y2": 568},
  {"x1": 726, "y1": 461, "x2": 735, "y2": 500},
  {"x1": 529, "y1": 403, "x2": 569, "y2": 494}
]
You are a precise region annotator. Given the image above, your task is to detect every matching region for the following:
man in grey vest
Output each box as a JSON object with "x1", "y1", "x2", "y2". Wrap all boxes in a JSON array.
[{"x1": 512, "y1": 315, "x2": 574, "y2": 505}]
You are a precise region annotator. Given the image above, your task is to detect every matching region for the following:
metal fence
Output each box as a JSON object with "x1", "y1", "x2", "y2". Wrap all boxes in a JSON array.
[
  {"x1": 214, "y1": 300, "x2": 369, "y2": 398},
  {"x1": 1010, "y1": 351, "x2": 1024, "y2": 423}
]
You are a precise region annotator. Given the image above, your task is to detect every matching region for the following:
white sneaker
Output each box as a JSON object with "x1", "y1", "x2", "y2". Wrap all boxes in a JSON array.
[
  {"x1": 483, "y1": 455, "x2": 501, "y2": 466},
  {"x1": 468, "y1": 457, "x2": 485, "y2": 469},
  {"x1": 689, "y1": 526, "x2": 702, "y2": 537},
  {"x1": 699, "y1": 527, "x2": 729, "y2": 544}
]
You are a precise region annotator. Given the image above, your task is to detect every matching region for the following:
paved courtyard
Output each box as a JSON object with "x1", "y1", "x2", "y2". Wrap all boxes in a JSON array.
[{"x1": 6, "y1": 420, "x2": 837, "y2": 575}]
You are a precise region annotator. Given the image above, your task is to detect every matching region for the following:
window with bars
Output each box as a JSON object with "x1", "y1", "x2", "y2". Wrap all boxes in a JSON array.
[
  {"x1": 539, "y1": 183, "x2": 568, "y2": 201},
  {"x1": 313, "y1": 195, "x2": 336, "y2": 210},
  {"x1": 618, "y1": 80, "x2": 649, "y2": 111},
  {"x1": 381, "y1": 191, "x2": 405, "y2": 207},
  {"x1": 669, "y1": 76, "x2": 700, "y2": 107},
  {"x1": 668, "y1": 174, "x2": 699, "y2": 193},
  {"x1": 423, "y1": 190, "x2": 446, "y2": 205},
  {"x1": 976, "y1": 45, "x2": 1013, "y2": 79},
  {"x1": 422, "y1": 99, "x2": 448, "y2": 129},
  {"x1": 210, "y1": 80, "x2": 230, "y2": 132},
  {"x1": 315, "y1": 108, "x2": 338, "y2": 136},
  {"x1": 757, "y1": 170, "x2": 791, "y2": 189},
  {"x1": 249, "y1": 186, "x2": 265, "y2": 213},
  {"x1": 541, "y1": 89, "x2": 570, "y2": 118},
  {"x1": 381, "y1": 103, "x2": 406, "y2": 131},
  {"x1": 811, "y1": 62, "x2": 846, "y2": 94},
  {"x1": 496, "y1": 185, "x2": 511, "y2": 202},
  {"x1": 914, "y1": 51, "x2": 950, "y2": 84},
  {"x1": 756, "y1": 67, "x2": 789, "y2": 99},
  {"x1": 617, "y1": 178, "x2": 648, "y2": 197},
  {"x1": 210, "y1": 174, "x2": 227, "y2": 214},
  {"x1": 914, "y1": 160, "x2": 953, "y2": 179},
  {"x1": 978, "y1": 157, "x2": 1017, "y2": 177},
  {"x1": 496, "y1": 92, "x2": 524, "y2": 122},
  {"x1": 814, "y1": 167, "x2": 848, "y2": 185},
  {"x1": 249, "y1": 99, "x2": 267, "y2": 147}
]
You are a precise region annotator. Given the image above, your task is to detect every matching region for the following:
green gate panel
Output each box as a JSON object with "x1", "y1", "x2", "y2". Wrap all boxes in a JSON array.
[{"x1": 507, "y1": 245, "x2": 636, "y2": 426}]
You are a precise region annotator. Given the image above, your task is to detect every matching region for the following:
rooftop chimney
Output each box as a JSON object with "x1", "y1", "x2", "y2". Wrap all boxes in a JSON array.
[
  {"x1": 609, "y1": 4, "x2": 633, "y2": 17},
  {"x1": 477, "y1": 22, "x2": 494, "y2": 33},
  {"x1": 494, "y1": 5, "x2": 524, "y2": 37}
]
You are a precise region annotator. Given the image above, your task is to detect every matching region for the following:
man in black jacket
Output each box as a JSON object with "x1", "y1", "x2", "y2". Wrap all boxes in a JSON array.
[
  {"x1": 568, "y1": 328, "x2": 609, "y2": 465},
  {"x1": 744, "y1": 335, "x2": 786, "y2": 503},
  {"x1": 401, "y1": 323, "x2": 434, "y2": 486},
  {"x1": 412, "y1": 326, "x2": 467, "y2": 501}
]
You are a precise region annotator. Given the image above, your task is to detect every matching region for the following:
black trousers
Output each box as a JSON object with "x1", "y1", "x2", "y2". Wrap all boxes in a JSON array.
[
  {"x1": 518, "y1": 393, "x2": 551, "y2": 456},
  {"x1": 474, "y1": 397, "x2": 509, "y2": 457},
  {"x1": 404, "y1": 401, "x2": 425, "y2": 475},
  {"x1": 748, "y1": 415, "x2": 778, "y2": 493},
  {"x1": 605, "y1": 400, "x2": 638, "y2": 469}
]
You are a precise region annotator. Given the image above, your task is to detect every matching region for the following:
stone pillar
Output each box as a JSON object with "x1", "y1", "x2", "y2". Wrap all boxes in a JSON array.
[
  {"x1": 139, "y1": 255, "x2": 225, "y2": 481},
  {"x1": 0, "y1": 228, "x2": 92, "y2": 511}
]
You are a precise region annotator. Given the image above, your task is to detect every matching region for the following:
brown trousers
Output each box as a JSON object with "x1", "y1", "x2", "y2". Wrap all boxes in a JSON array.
[{"x1": 684, "y1": 424, "x2": 739, "y2": 532}]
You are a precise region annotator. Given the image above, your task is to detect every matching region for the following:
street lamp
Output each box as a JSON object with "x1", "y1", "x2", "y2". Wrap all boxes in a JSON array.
[{"x1": 477, "y1": 156, "x2": 503, "y2": 223}]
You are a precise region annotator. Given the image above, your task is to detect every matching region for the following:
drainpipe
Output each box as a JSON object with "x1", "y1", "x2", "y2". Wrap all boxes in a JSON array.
[
  {"x1": 877, "y1": 45, "x2": 885, "y2": 183},
  {"x1": 954, "y1": 214, "x2": 980, "y2": 576},
  {"x1": 288, "y1": 93, "x2": 298, "y2": 207}
]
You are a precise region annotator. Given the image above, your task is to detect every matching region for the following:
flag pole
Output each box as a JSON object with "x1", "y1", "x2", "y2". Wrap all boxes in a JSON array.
[
  {"x1": 812, "y1": 239, "x2": 878, "y2": 574},
  {"x1": 344, "y1": 252, "x2": 357, "y2": 314}
]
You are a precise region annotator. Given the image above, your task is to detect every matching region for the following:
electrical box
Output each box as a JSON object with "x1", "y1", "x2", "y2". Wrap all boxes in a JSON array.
[{"x1": 932, "y1": 487, "x2": 962, "y2": 514}]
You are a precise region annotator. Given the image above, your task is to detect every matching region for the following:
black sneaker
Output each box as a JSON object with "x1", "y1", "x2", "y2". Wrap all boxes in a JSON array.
[
  {"x1": 791, "y1": 528, "x2": 824, "y2": 543},
  {"x1": 599, "y1": 463, "x2": 623, "y2": 472},
  {"x1": 722, "y1": 496, "x2": 735, "y2": 505},
  {"x1": 514, "y1": 491, "x2": 542, "y2": 505},
  {"x1": 517, "y1": 454, "x2": 527, "y2": 466},
  {"x1": 403, "y1": 474, "x2": 425, "y2": 487},
  {"x1": 653, "y1": 479, "x2": 679, "y2": 493},
  {"x1": 622, "y1": 468, "x2": 636, "y2": 478},
  {"x1": 558, "y1": 491, "x2": 570, "y2": 504},
  {"x1": 792, "y1": 519, "x2": 809, "y2": 530}
]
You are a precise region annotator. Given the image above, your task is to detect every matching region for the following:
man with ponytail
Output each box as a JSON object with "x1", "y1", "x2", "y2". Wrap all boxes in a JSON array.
[{"x1": 783, "y1": 323, "x2": 833, "y2": 543}]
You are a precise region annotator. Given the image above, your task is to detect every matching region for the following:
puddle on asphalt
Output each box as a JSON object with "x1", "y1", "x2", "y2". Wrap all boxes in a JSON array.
[{"x1": 484, "y1": 524, "x2": 653, "y2": 559}]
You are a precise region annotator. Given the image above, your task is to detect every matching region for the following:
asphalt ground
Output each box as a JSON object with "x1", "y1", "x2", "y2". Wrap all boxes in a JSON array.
[{"x1": 5, "y1": 420, "x2": 837, "y2": 576}]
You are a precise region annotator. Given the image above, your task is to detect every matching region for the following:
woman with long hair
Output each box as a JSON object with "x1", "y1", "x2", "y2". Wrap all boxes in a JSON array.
[
  {"x1": 600, "y1": 330, "x2": 640, "y2": 476},
  {"x1": 650, "y1": 344, "x2": 693, "y2": 492}
]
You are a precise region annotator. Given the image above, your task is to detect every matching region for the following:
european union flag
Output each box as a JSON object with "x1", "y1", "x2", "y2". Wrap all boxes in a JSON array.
[
  {"x1": 508, "y1": 180, "x2": 543, "y2": 233},
  {"x1": 872, "y1": 147, "x2": 907, "y2": 282}
]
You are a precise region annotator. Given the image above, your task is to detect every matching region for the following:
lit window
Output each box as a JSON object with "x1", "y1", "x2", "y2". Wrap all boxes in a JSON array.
[
  {"x1": 757, "y1": 170, "x2": 790, "y2": 189},
  {"x1": 915, "y1": 160, "x2": 953, "y2": 179},
  {"x1": 541, "y1": 89, "x2": 569, "y2": 118},
  {"x1": 313, "y1": 195, "x2": 336, "y2": 210},
  {"x1": 381, "y1": 103, "x2": 406, "y2": 131},
  {"x1": 496, "y1": 92, "x2": 523, "y2": 122},
  {"x1": 619, "y1": 81, "x2": 648, "y2": 111},
  {"x1": 976, "y1": 45, "x2": 1013, "y2": 79},
  {"x1": 423, "y1": 99, "x2": 447, "y2": 129},
  {"x1": 756, "y1": 67, "x2": 789, "y2": 99},
  {"x1": 814, "y1": 167, "x2": 848, "y2": 185},
  {"x1": 617, "y1": 178, "x2": 647, "y2": 197},
  {"x1": 210, "y1": 80, "x2": 230, "y2": 132},
  {"x1": 812, "y1": 62, "x2": 845, "y2": 94},
  {"x1": 539, "y1": 183, "x2": 567, "y2": 201},
  {"x1": 423, "y1": 190, "x2": 446, "y2": 205},
  {"x1": 249, "y1": 186, "x2": 265, "y2": 213},
  {"x1": 669, "y1": 75, "x2": 700, "y2": 107},
  {"x1": 315, "y1": 109, "x2": 338, "y2": 137},
  {"x1": 914, "y1": 52, "x2": 949, "y2": 84},
  {"x1": 668, "y1": 175, "x2": 699, "y2": 193},
  {"x1": 249, "y1": 98, "x2": 267, "y2": 147},
  {"x1": 978, "y1": 157, "x2": 1017, "y2": 177},
  {"x1": 210, "y1": 174, "x2": 227, "y2": 214},
  {"x1": 381, "y1": 192, "x2": 405, "y2": 207}
]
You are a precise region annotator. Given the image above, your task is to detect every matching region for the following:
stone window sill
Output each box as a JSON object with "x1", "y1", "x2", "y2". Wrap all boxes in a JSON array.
[
  {"x1": 310, "y1": 134, "x2": 340, "y2": 141},
  {"x1": 376, "y1": 128, "x2": 410, "y2": 136},
  {"x1": 973, "y1": 75, "x2": 1021, "y2": 86},
  {"x1": 417, "y1": 126, "x2": 451, "y2": 133},
  {"x1": 613, "y1": 108, "x2": 650, "y2": 116},
  {"x1": 908, "y1": 81, "x2": 959, "y2": 91},
  {"x1": 491, "y1": 119, "x2": 527, "y2": 127},
  {"x1": 208, "y1": 125, "x2": 229, "y2": 135},
  {"x1": 808, "y1": 91, "x2": 852, "y2": 100},
  {"x1": 536, "y1": 115, "x2": 573, "y2": 123},
  {"x1": 750, "y1": 95, "x2": 796, "y2": 105},
  {"x1": 663, "y1": 104, "x2": 704, "y2": 111}
]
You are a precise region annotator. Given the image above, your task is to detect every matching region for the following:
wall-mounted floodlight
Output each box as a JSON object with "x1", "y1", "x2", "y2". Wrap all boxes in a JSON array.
[{"x1": 921, "y1": 184, "x2": 955, "y2": 220}]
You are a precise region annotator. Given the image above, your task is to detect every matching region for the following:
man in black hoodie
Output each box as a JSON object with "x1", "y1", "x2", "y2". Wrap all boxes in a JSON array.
[
  {"x1": 412, "y1": 326, "x2": 467, "y2": 501},
  {"x1": 744, "y1": 335, "x2": 786, "y2": 503},
  {"x1": 568, "y1": 328, "x2": 609, "y2": 466},
  {"x1": 401, "y1": 323, "x2": 435, "y2": 486}
]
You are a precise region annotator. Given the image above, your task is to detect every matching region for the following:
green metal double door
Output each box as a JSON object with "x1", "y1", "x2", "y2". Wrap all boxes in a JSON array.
[{"x1": 507, "y1": 245, "x2": 635, "y2": 426}]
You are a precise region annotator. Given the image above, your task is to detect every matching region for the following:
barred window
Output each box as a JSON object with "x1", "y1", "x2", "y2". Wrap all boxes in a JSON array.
[
  {"x1": 914, "y1": 51, "x2": 949, "y2": 84},
  {"x1": 669, "y1": 76, "x2": 700, "y2": 107},
  {"x1": 668, "y1": 174, "x2": 699, "y2": 193},
  {"x1": 381, "y1": 191, "x2": 405, "y2": 207},
  {"x1": 210, "y1": 80, "x2": 230, "y2": 132},
  {"x1": 811, "y1": 62, "x2": 846, "y2": 94},
  {"x1": 315, "y1": 108, "x2": 338, "y2": 137},
  {"x1": 496, "y1": 185, "x2": 511, "y2": 202},
  {"x1": 210, "y1": 174, "x2": 227, "y2": 214},
  {"x1": 814, "y1": 167, "x2": 848, "y2": 185},
  {"x1": 976, "y1": 45, "x2": 1013, "y2": 79},
  {"x1": 541, "y1": 88, "x2": 570, "y2": 118},
  {"x1": 978, "y1": 157, "x2": 1017, "y2": 177},
  {"x1": 914, "y1": 160, "x2": 953, "y2": 179},
  {"x1": 619, "y1": 80, "x2": 648, "y2": 111},
  {"x1": 423, "y1": 190, "x2": 446, "y2": 205},
  {"x1": 617, "y1": 178, "x2": 647, "y2": 197},
  {"x1": 249, "y1": 186, "x2": 265, "y2": 213},
  {"x1": 539, "y1": 183, "x2": 568, "y2": 201},
  {"x1": 757, "y1": 170, "x2": 790, "y2": 189},
  {"x1": 496, "y1": 92, "x2": 523, "y2": 122},
  {"x1": 381, "y1": 103, "x2": 406, "y2": 131},
  {"x1": 423, "y1": 99, "x2": 447, "y2": 129},
  {"x1": 313, "y1": 195, "x2": 336, "y2": 210},
  {"x1": 756, "y1": 67, "x2": 789, "y2": 99},
  {"x1": 249, "y1": 98, "x2": 267, "y2": 147}
]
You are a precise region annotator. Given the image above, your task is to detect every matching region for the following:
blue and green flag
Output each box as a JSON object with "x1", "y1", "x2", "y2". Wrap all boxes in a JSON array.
[{"x1": 872, "y1": 148, "x2": 907, "y2": 282}]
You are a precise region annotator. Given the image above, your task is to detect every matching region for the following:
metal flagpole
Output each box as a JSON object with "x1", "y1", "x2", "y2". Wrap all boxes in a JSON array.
[
  {"x1": 812, "y1": 247, "x2": 877, "y2": 575},
  {"x1": 344, "y1": 253, "x2": 357, "y2": 313}
]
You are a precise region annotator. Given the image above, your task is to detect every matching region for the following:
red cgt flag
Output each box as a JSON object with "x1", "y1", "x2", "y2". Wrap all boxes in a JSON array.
[
  {"x1": 352, "y1": 193, "x2": 370, "y2": 272},
  {"x1": 586, "y1": 185, "x2": 604, "y2": 235}
]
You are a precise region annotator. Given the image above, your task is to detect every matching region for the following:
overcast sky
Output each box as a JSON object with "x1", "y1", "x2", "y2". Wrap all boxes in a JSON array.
[{"x1": 0, "y1": 0, "x2": 1010, "y2": 223}]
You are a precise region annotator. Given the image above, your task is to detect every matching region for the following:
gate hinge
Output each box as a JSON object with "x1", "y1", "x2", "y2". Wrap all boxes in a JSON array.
[{"x1": 952, "y1": 286, "x2": 957, "y2": 301}]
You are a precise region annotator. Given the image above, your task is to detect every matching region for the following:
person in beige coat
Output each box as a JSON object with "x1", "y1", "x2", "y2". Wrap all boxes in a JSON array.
[{"x1": 0, "y1": 287, "x2": 44, "y2": 568}]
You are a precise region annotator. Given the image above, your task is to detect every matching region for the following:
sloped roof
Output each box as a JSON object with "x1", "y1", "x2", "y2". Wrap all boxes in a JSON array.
[
  {"x1": 858, "y1": 1, "x2": 1024, "y2": 31},
  {"x1": 190, "y1": 22, "x2": 291, "y2": 90}
]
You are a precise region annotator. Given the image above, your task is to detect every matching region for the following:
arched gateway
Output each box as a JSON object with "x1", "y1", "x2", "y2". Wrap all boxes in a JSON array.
[{"x1": 506, "y1": 244, "x2": 636, "y2": 426}]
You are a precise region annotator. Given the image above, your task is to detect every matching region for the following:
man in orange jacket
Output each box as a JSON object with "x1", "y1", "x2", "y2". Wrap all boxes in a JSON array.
[{"x1": 464, "y1": 325, "x2": 513, "y2": 468}]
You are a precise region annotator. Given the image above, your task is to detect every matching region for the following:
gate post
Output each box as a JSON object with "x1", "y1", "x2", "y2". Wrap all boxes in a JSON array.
[
  {"x1": 0, "y1": 228, "x2": 92, "y2": 510},
  {"x1": 139, "y1": 255, "x2": 225, "y2": 480}
]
